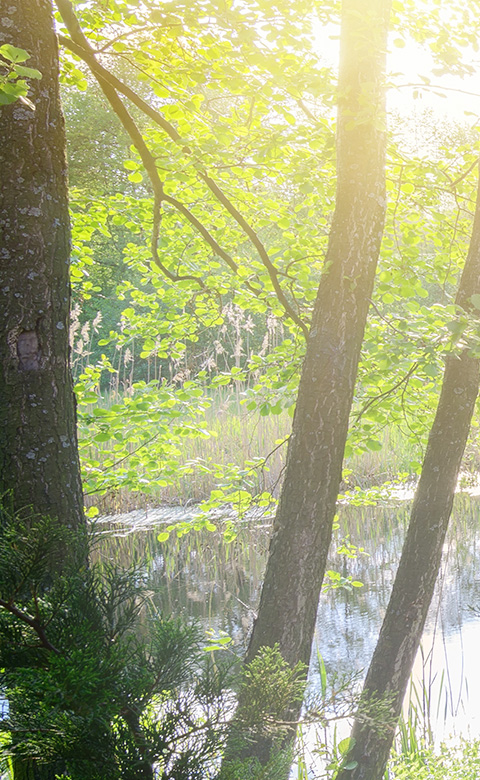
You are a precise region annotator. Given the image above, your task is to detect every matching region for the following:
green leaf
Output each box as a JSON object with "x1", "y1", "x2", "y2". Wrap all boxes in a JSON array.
[
  {"x1": 12, "y1": 65, "x2": 42, "y2": 79},
  {"x1": 0, "y1": 92, "x2": 20, "y2": 105},
  {"x1": 338, "y1": 737, "x2": 355, "y2": 756},
  {"x1": 0, "y1": 44, "x2": 30, "y2": 63},
  {"x1": 94, "y1": 432, "x2": 111, "y2": 442},
  {"x1": 92, "y1": 408, "x2": 111, "y2": 417}
]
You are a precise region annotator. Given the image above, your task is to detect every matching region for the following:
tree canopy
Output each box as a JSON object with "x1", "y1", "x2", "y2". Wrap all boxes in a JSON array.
[
  {"x1": 3, "y1": 0, "x2": 480, "y2": 777},
  {"x1": 48, "y1": 0, "x2": 480, "y2": 512}
]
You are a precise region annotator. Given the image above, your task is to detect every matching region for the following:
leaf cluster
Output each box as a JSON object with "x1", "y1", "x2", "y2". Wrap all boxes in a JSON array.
[
  {"x1": 0, "y1": 44, "x2": 41, "y2": 108},
  {"x1": 59, "y1": 0, "x2": 480, "y2": 512},
  {"x1": 235, "y1": 645, "x2": 306, "y2": 736}
]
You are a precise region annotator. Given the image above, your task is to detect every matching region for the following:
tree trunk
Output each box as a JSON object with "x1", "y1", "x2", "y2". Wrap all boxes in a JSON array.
[
  {"x1": 222, "y1": 0, "x2": 391, "y2": 769},
  {"x1": 335, "y1": 170, "x2": 480, "y2": 780},
  {"x1": 248, "y1": 0, "x2": 390, "y2": 671},
  {"x1": 0, "y1": 3, "x2": 83, "y2": 778},
  {"x1": 0, "y1": 0, "x2": 83, "y2": 529}
]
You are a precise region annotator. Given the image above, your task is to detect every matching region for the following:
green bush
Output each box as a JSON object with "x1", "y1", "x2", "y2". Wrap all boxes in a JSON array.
[
  {"x1": 0, "y1": 507, "x2": 230, "y2": 780},
  {"x1": 388, "y1": 739, "x2": 480, "y2": 780}
]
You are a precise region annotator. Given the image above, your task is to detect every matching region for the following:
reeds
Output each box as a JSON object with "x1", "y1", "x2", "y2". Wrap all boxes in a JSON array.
[
  {"x1": 80, "y1": 382, "x2": 427, "y2": 514},
  {"x1": 71, "y1": 300, "x2": 436, "y2": 514}
]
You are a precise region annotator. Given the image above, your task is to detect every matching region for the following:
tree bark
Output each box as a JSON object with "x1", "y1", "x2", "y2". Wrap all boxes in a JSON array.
[
  {"x1": 0, "y1": 0, "x2": 83, "y2": 529},
  {"x1": 221, "y1": 0, "x2": 391, "y2": 769},
  {"x1": 335, "y1": 170, "x2": 480, "y2": 780},
  {"x1": 0, "y1": 3, "x2": 83, "y2": 777},
  {"x1": 246, "y1": 0, "x2": 391, "y2": 675}
]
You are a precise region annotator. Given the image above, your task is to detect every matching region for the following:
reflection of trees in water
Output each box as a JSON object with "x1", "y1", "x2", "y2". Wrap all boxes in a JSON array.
[
  {"x1": 93, "y1": 496, "x2": 480, "y2": 669},
  {"x1": 93, "y1": 515, "x2": 270, "y2": 649},
  {"x1": 316, "y1": 497, "x2": 480, "y2": 680}
]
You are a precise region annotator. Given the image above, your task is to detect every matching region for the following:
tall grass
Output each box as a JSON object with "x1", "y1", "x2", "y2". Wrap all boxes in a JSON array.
[
  {"x1": 73, "y1": 301, "x2": 431, "y2": 512},
  {"x1": 82, "y1": 384, "x2": 426, "y2": 513},
  {"x1": 345, "y1": 425, "x2": 422, "y2": 490},
  {"x1": 387, "y1": 739, "x2": 480, "y2": 780}
]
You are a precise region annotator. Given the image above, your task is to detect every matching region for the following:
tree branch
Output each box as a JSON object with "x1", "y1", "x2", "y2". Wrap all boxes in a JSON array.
[
  {"x1": 54, "y1": 6, "x2": 205, "y2": 288},
  {"x1": 54, "y1": 0, "x2": 308, "y2": 334},
  {"x1": 0, "y1": 598, "x2": 60, "y2": 654},
  {"x1": 352, "y1": 362, "x2": 419, "y2": 424}
]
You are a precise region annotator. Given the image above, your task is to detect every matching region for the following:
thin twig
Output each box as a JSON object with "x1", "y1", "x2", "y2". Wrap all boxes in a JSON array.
[
  {"x1": 353, "y1": 362, "x2": 419, "y2": 424},
  {"x1": 0, "y1": 598, "x2": 60, "y2": 654}
]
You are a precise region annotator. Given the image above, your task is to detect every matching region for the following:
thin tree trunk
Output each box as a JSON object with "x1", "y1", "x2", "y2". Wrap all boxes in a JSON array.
[
  {"x1": 223, "y1": 0, "x2": 391, "y2": 769},
  {"x1": 248, "y1": 0, "x2": 390, "y2": 671},
  {"x1": 0, "y1": 0, "x2": 84, "y2": 529},
  {"x1": 336, "y1": 169, "x2": 480, "y2": 780}
]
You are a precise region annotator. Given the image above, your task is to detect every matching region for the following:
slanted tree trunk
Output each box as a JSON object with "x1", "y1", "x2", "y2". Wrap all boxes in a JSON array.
[
  {"x1": 336, "y1": 169, "x2": 480, "y2": 780},
  {"x1": 246, "y1": 0, "x2": 391, "y2": 679},
  {"x1": 248, "y1": 0, "x2": 391, "y2": 671},
  {"x1": 0, "y1": 0, "x2": 83, "y2": 529},
  {"x1": 223, "y1": 0, "x2": 391, "y2": 769}
]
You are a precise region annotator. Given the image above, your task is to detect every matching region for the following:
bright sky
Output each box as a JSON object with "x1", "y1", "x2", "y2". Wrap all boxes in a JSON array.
[
  {"x1": 317, "y1": 18, "x2": 480, "y2": 128},
  {"x1": 388, "y1": 38, "x2": 480, "y2": 125}
]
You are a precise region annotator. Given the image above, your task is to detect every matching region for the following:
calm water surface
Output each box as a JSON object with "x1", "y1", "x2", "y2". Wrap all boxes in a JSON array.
[{"x1": 97, "y1": 493, "x2": 480, "y2": 764}]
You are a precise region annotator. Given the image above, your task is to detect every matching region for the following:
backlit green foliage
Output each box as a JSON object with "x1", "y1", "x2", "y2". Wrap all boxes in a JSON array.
[
  {"x1": 0, "y1": 45, "x2": 41, "y2": 107},
  {"x1": 58, "y1": 0, "x2": 480, "y2": 519},
  {"x1": 389, "y1": 739, "x2": 480, "y2": 780}
]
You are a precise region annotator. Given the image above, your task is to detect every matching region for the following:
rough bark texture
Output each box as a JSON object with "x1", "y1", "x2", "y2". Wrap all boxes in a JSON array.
[
  {"x1": 0, "y1": 0, "x2": 83, "y2": 528},
  {"x1": 221, "y1": 1, "x2": 391, "y2": 770},
  {"x1": 336, "y1": 172, "x2": 480, "y2": 780},
  {"x1": 246, "y1": 0, "x2": 391, "y2": 669}
]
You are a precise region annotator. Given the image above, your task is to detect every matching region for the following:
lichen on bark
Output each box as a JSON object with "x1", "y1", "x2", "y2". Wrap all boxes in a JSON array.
[{"x1": 0, "y1": 0, "x2": 83, "y2": 527}]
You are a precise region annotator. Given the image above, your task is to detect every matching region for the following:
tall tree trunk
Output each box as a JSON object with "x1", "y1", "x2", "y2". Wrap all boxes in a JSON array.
[
  {"x1": 0, "y1": 0, "x2": 83, "y2": 529},
  {"x1": 336, "y1": 170, "x2": 480, "y2": 780},
  {"x1": 0, "y1": 3, "x2": 83, "y2": 778},
  {"x1": 246, "y1": 0, "x2": 391, "y2": 677},
  {"x1": 223, "y1": 0, "x2": 391, "y2": 769}
]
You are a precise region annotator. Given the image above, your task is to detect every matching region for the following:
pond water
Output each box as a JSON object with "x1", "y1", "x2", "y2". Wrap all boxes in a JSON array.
[{"x1": 96, "y1": 493, "x2": 480, "y2": 769}]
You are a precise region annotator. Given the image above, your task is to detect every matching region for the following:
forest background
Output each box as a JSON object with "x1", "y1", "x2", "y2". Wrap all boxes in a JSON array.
[
  {"x1": 3, "y1": 0, "x2": 480, "y2": 778},
  {"x1": 61, "y1": 1, "x2": 480, "y2": 519}
]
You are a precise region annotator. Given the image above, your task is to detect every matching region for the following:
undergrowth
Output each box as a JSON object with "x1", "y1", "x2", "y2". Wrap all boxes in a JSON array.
[{"x1": 387, "y1": 739, "x2": 480, "y2": 779}]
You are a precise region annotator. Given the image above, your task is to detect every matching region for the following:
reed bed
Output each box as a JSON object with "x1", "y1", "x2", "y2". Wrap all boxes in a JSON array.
[{"x1": 81, "y1": 385, "x2": 429, "y2": 514}]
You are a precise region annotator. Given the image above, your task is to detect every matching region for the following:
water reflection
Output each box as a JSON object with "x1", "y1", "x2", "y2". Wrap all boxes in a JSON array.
[{"x1": 95, "y1": 494, "x2": 480, "y2": 750}]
